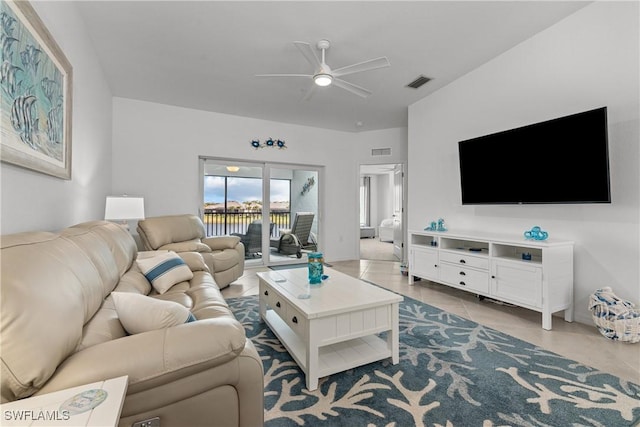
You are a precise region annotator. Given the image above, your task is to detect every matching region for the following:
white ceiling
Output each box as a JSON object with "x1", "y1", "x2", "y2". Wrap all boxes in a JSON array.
[{"x1": 75, "y1": 1, "x2": 589, "y2": 132}]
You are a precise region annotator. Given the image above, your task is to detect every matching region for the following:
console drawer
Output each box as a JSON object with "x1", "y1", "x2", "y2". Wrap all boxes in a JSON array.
[
  {"x1": 439, "y1": 264, "x2": 489, "y2": 293},
  {"x1": 285, "y1": 304, "x2": 307, "y2": 337},
  {"x1": 439, "y1": 251, "x2": 488, "y2": 270},
  {"x1": 265, "y1": 287, "x2": 287, "y2": 318}
]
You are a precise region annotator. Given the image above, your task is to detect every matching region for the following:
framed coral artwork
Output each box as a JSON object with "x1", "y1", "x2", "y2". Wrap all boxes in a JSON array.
[{"x1": 1, "y1": 0, "x2": 73, "y2": 179}]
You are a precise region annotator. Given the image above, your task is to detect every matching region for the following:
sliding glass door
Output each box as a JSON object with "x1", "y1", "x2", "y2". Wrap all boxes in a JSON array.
[
  {"x1": 200, "y1": 158, "x2": 320, "y2": 267},
  {"x1": 269, "y1": 166, "x2": 319, "y2": 265},
  {"x1": 202, "y1": 161, "x2": 267, "y2": 265}
]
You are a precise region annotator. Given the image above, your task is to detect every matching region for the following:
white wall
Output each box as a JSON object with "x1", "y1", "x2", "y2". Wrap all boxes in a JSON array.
[
  {"x1": 408, "y1": 1, "x2": 639, "y2": 325},
  {"x1": 112, "y1": 98, "x2": 407, "y2": 262},
  {"x1": 290, "y1": 170, "x2": 319, "y2": 235},
  {"x1": 0, "y1": 2, "x2": 113, "y2": 234}
]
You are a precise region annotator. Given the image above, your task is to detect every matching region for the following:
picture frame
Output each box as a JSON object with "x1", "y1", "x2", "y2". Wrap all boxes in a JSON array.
[{"x1": 1, "y1": 0, "x2": 73, "y2": 179}]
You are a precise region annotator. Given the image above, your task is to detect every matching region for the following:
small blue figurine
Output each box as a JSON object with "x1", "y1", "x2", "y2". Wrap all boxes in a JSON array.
[
  {"x1": 424, "y1": 220, "x2": 437, "y2": 231},
  {"x1": 436, "y1": 218, "x2": 447, "y2": 232},
  {"x1": 524, "y1": 226, "x2": 548, "y2": 240}
]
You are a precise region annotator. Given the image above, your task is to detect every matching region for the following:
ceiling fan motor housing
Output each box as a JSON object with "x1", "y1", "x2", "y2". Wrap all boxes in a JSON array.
[
  {"x1": 317, "y1": 39, "x2": 331, "y2": 50},
  {"x1": 314, "y1": 39, "x2": 333, "y2": 86}
]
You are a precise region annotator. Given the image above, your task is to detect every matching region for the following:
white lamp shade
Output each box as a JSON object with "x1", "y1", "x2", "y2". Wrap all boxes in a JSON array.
[{"x1": 105, "y1": 196, "x2": 145, "y2": 221}]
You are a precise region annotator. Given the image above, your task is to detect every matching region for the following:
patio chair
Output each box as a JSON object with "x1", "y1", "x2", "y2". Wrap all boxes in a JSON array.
[
  {"x1": 270, "y1": 212, "x2": 317, "y2": 258},
  {"x1": 232, "y1": 220, "x2": 274, "y2": 258}
]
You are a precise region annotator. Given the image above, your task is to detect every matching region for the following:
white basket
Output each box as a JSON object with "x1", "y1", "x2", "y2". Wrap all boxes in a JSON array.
[{"x1": 588, "y1": 287, "x2": 640, "y2": 343}]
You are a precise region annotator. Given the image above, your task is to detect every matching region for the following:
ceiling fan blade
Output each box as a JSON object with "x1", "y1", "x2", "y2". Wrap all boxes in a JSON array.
[
  {"x1": 301, "y1": 84, "x2": 317, "y2": 101},
  {"x1": 333, "y1": 78, "x2": 372, "y2": 98},
  {"x1": 255, "y1": 74, "x2": 313, "y2": 78},
  {"x1": 332, "y1": 57, "x2": 390, "y2": 78},
  {"x1": 294, "y1": 41, "x2": 322, "y2": 69}
]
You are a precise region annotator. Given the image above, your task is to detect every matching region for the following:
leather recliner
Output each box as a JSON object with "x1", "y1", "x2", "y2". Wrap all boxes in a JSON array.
[{"x1": 137, "y1": 214, "x2": 245, "y2": 289}]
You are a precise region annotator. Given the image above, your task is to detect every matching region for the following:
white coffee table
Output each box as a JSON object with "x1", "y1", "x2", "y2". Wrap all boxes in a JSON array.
[{"x1": 257, "y1": 267, "x2": 403, "y2": 391}]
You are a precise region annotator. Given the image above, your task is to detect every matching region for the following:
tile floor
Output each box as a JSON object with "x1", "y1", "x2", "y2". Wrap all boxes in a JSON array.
[
  {"x1": 359, "y1": 236, "x2": 398, "y2": 261},
  {"x1": 222, "y1": 259, "x2": 640, "y2": 384}
]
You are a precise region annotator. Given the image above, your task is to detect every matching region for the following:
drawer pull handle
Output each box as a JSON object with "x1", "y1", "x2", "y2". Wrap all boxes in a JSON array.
[
  {"x1": 459, "y1": 259, "x2": 466, "y2": 264},
  {"x1": 434, "y1": 264, "x2": 438, "y2": 268},
  {"x1": 459, "y1": 271, "x2": 466, "y2": 276},
  {"x1": 292, "y1": 316, "x2": 298, "y2": 324},
  {"x1": 264, "y1": 290, "x2": 269, "y2": 296},
  {"x1": 276, "y1": 301, "x2": 281, "y2": 308},
  {"x1": 491, "y1": 275, "x2": 496, "y2": 279},
  {"x1": 459, "y1": 281, "x2": 466, "y2": 286}
]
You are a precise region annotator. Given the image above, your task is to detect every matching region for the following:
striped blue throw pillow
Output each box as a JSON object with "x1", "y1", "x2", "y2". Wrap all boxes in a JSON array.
[{"x1": 137, "y1": 251, "x2": 194, "y2": 294}]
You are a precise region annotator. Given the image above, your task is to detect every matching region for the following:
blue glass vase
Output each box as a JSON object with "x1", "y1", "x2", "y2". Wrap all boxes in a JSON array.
[{"x1": 308, "y1": 252, "x2": 324, "y2": 285}]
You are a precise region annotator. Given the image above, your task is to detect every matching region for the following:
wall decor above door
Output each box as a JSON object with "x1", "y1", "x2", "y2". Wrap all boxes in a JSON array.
[{"x1": 251, "y1": 138, "x2": 287, "y2": 149}]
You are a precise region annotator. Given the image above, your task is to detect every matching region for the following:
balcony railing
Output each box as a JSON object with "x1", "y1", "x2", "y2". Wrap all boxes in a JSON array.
[{"x1": 203, "y1": 210, "x2": 291, "y2": 237}]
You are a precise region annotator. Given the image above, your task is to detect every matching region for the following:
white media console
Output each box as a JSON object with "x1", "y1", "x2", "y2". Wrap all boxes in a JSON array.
[{"x1": 408, "y1": 229, "x2": 574, "y2": 330}]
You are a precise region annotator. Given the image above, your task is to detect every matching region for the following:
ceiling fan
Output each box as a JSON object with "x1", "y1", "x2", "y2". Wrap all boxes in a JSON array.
[{"x1": 256, "y1": 39, "x2": 390, "y2": 100}]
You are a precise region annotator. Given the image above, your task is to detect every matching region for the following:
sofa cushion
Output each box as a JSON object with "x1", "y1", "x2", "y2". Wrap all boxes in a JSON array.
[
  {"x1": 0, "y1": 230, "x2": 121, "y2": 399},
  {"x1": 111, "y1": 292, "x2": 195, "y2": 335},
  {"x1": 210, "y1": 248, "x2": 242, "y2": 272},
  {"x1": 61, "y1": 222, "x2": 138, "y2": 306},
  {"x1": 76, "y1": 296, "x2": 128, "y2": 352},
  {"x1": 137, "y1": 214, "x2": 206, "y2": 250},
  {"x1": 177, "y1": 251, "x2": 210, "y2": 272},
  {"x1": 137, "y1": 251, "x2": 194, "y2": 294}
]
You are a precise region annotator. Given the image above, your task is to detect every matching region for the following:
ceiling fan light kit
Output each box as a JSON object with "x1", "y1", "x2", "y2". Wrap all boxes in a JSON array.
[
  {"x1": 314, "y1": 73, "x2": 332, "y2": 87},
  {"x1": 256, "y1": 39, "x2": 390, "y2": 99}
]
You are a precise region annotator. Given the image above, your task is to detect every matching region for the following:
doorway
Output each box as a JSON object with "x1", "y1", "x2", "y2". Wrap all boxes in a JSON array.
[
  {"x1": 200, "y1": 157, "x2": 321, "y2": 268},
  {"x1": 359, "y1": 163, "x2": 405, "y2": 262}
]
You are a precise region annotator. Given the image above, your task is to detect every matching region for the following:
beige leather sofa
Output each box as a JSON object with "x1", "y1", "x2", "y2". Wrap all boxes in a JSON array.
[
  {"x1": 137, "y1": 214, "x2": 244, "y2": 289},
  {"x1": 0, "y1": 221, "x2": 263, "y2": 427}
]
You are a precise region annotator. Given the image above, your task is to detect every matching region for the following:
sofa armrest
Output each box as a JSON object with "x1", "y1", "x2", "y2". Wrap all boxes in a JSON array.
[
  {"x1": 158, "y1": 241, "x2": 212, "y2": 253},
  {"x1": 202, "y1": 235, "x2": 241, "y2": 251},
  {"x1": 36, "y1": 317, "x2": 247, "y2": 396}
]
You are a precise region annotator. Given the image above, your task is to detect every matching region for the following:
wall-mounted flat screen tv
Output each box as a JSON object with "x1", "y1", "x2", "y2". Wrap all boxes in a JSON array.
[{"x1": 458, "y1": 106, "x2": 611, "y2": 205}]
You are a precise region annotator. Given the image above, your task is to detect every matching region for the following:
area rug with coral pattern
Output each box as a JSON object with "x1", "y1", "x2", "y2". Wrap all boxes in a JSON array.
[{"x1": 227, "y1": 292, "x2": 640, "y2": 426}]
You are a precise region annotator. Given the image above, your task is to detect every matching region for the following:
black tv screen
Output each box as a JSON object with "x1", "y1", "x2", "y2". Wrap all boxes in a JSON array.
[{"x1": 458, "y1": 107, "x2": 611, "y2": 205}]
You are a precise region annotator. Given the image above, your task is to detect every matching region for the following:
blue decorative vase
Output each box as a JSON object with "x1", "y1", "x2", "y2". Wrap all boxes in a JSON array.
[{"x1": 308, "y1": 252, "x2": 324, "y2": 285}]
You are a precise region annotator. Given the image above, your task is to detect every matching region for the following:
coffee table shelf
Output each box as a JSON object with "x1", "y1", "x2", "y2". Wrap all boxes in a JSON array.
[{"x1": 264, "y1": 310, "x2": 392, "y2": 380}]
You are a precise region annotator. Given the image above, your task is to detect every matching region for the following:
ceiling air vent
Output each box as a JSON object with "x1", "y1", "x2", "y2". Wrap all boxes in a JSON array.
[
  {"x1": 406, "y1": 75, "x2": 432, "y2": 89},
  {"x1": 371, "y1": 148, "x2": 392, "y2": 156}
]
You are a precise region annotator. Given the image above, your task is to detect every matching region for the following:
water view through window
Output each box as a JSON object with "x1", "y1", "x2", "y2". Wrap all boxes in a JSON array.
[{"x1": 203, "y1": 176, "x2": 290, "y2": 236}]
